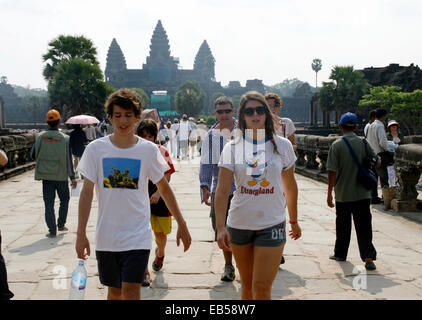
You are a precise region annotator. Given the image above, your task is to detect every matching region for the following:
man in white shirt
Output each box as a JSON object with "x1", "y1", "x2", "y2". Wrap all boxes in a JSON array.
[
  {"x1": 83, "y1": 124, "x2": 97, "y2": 142},
  {"x1": 366, "y1": 108, "x2": 390, "y2": 190},
  {"x1": 170, "y1": 119, "x2": 179, "y2": 158},
  {"x1": 177, "y1": 114, "x2": 190, "y2": 160},
  {"x1": 363, "y1": 110, "x2": 376, "y2": 138}
]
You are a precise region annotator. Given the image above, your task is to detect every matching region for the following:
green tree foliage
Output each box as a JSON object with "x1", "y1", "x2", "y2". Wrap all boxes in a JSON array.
[
  {"x1": 130, "y1": 88, "x2": 150, "y2": 108},
  {"x1": 48, "y1": 58, "x2": 114, "y2": 119},
  {"x1": 318, "y1": 66, "x2": 370, "y2": 118},
  {"x1": 231, "y1": 95, "x2": 241, "y2": 110},
  {"x1": 359, "y1": 86, "x2": 402, "y2": 110},
  {"x1": 359, "y1": 86, "x2": 422, "y2": 134},
  {"x1": 211, "y1": 92, "x2": 225, "y2": 105},
  {"x1": 198, "y1": 115, "x2": 217, "y2": 126},
  {"x1": 265, "y1": 78, "x2": 309, "y2": 97},
  {"x1": 13, "y1": 85, "x2": 47, "y2": 98},
  {"x1": 22, "y1": 95, "x2": 49, "y2": 122},
  {"x1": 43, "y1": 35, "x2": 98, "y2": 81},
  {"x1": 391, "y1": 90, "x2": 422, "y2": 134},
  {"x1": 43, "y1": 35, "x2": 113, "y2": 119},
  {"x1": 312, "y1": 58, "x2": 322, "y2": 88},
  {"x1": 175, "y1": 81, "x2": 206, "y2": 117}
]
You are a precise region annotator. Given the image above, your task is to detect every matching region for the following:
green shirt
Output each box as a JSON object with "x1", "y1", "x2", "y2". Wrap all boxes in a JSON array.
[{"x1": 327, "y1": 132, "x2": 378, "y2": 203}]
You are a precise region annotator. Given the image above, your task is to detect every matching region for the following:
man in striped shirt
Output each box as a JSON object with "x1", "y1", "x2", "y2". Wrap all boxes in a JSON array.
[{"x1": 199, "y1": 96, "x2": 237, "y2": 282}]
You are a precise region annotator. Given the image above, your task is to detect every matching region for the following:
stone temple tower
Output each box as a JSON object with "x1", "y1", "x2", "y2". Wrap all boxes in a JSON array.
[
  {"x1": 143, "y1": 20, "x2": 178, "y2": 81},
  {"x1": 194, "y1": 40, "x2": 215, "y2": 81},
  {"x1": 105, "y1": 38, "x2": 127, "y2": 84}
]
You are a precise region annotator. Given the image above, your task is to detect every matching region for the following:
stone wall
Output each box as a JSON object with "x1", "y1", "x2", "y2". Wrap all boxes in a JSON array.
[
  {"x1": 0, "y1": 132, "x2": 37, "y2": 180},
  {"x1": 294, "y1": 133, "x2": 422, "y2": 212}
]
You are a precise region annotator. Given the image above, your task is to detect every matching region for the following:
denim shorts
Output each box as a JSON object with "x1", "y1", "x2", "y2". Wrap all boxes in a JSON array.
[
  {"x1": 96, "y1": 249, "x2": 150, "y2": 289},
  {"x1": 227, "y1": 222, "x2": 286, "y2": 247}
]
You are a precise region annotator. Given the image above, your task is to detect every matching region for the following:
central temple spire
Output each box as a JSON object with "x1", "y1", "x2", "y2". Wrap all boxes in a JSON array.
[{"x1": 144, "y1": 20, "x2": 177, "y2": 69}]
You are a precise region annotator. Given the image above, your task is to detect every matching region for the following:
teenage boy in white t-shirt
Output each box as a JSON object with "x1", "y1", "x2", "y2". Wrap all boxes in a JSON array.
[{"x1": 75, "y1": 88, "x2": 191, "y2": 300}]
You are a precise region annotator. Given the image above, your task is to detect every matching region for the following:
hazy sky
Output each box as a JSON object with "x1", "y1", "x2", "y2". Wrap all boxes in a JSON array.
[{"x1": 1, "y1": 0, "x2": 421, "y2": 90}]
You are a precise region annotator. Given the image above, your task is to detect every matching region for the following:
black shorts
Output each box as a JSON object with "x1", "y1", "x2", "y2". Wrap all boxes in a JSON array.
[{"x1": 96, "y1": 249, "x2": 150, "y2": 289}]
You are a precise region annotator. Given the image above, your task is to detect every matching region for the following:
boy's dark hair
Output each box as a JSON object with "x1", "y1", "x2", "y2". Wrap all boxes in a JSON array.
[
  {"x1": 375, "y1": 108, "x2": 388, "y2": 119},
  {"x1": 47, "y1": 120, "x2": 60, "y2": 128},
  {"x1": 137, "y1": 119, "x2": 158, "y2": 140},
  {"x1": 214, "y1": 96, "x2": 233, "y2": 108},
  {"x1": 105, "y1": 88, "x2": 142, "y2": 117},
  {"x1": 369, "y1": 110, "x2": 377, "y2": 119}
]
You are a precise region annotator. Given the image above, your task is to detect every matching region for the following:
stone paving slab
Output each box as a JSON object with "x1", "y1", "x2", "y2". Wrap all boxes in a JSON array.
[{"x1": 1, "y1": 156, "x2": 422, "y2": 300}]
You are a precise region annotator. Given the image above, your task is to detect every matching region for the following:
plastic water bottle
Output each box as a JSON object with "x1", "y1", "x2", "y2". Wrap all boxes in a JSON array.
[{"x1": 69, "y1": 260, "x2": 87, "y2": 300}]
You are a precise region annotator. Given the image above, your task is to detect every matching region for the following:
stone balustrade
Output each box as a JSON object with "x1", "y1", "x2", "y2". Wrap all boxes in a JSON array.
[
  {"x1": 0, "y1": 132, "x2": 37, "y2": 180},
  {"x1": 295, "y1": 133, "x2": 422, "y2": 213}
]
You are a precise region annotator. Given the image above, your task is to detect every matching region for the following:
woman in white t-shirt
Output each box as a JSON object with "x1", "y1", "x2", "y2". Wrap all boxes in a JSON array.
[{"x1": 214, "y1": 91, "x2": 301, "y2": 300}]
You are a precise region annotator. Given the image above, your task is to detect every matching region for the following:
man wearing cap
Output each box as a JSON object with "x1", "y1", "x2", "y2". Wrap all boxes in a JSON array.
[
  {"x1": 326, "y1": 112, "x2": 378, "y2": 271},
  {"x1": 31, "y1": 109, "x2": 77, "y2": 238}
]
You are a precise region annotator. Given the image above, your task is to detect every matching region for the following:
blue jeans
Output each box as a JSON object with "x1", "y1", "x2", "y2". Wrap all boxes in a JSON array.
[{"x1": 42, "y1": 180, "x2": 70, "y2": 235}]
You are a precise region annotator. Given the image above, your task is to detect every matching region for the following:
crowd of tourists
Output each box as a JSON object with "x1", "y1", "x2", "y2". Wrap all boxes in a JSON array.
[{"x1": 0, "y1": 87, "x2": 406, "y2": 300}]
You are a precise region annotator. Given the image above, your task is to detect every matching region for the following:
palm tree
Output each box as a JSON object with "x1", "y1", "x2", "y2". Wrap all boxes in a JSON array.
[{"x1": 311, "y1": 59, "x2": 322, "y2": 88}]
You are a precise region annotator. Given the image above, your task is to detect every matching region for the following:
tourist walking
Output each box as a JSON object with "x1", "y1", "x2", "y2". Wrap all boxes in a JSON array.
[
  {"x1": 326, "y1": 112, "x2": 378, "y2": 271},
  {"x1": 366, "y1": 108, "x2": 393, "y2": 208},
  {"x1": 75, "y1": 89, "x2": 191, "y2": 300},
  {"x1": 31, "y1": 109, "x2": 77, "y2": 238},
  {"x1": 83, "y1": 124, "x2": 97, "y2": 143},
  {"x1": 196, "y1": 119, "x2": 208, "y2": 156},
  {"x1": 69, "y1": 124, "x2": 88, "y2": 177},
  {"x1": 170, "y1": 119, "x2": 179, "y2": 158},
  {"x1": 177, "y1": 114, "x2": 190, "y2": 160},
  {"x1": 385, "y1": 120, "x2": 404, "y2": 208},
  {"x1": 137, "y1": 119, "x2": 176, "y2": 286},
  {"x1": 215, "y1": 91, "x2": 301, "y2": 300},
  {"x1": 188, "y1": 117, "x2": 198, "y2": 158},
  {"x1": 265, "y1": 93, "x2": 296, "y2": 150},
  {"x1": 158, "y1": 121, "x2": 171, "y2": 149},
  {"x1": 364, "y1": 110, "x2": 382, "y2": 204},
  {"x1": 200, "y1": 96, "x2": 237, "y2": 282},
  {"x1": 0, "y1": 154, "x2": 14, "y2": 300},
  {"x1": 364, "y1": 110, "x2": 376, "y2": 138},
  {"x1": 264, "y1": 92, "x2": 297, "y2": 265}
]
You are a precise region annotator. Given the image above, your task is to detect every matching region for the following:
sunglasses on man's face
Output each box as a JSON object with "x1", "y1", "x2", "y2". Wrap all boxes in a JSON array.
[
  {"x1": 216, "y1": 109, "x2": 233, "y2": 114},
  {"x1": 244, "y1": 106, "x2": 266, "y2": 116}
]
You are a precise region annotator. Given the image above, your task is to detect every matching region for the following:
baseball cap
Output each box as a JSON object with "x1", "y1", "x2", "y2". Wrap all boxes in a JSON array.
[
  {"x1": 46, "y1": 109, "x2": 61, "y2": 122},
  {"x1": 339, "y1": 112, "x2": 357, "y2": 126},
  {"x1": 387, "y1": 120, "x2": 400, "y2": 128}
]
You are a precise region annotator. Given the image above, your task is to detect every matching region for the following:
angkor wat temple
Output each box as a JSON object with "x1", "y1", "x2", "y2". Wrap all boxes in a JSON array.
[{"x1": 104, "y1": 20, "x2": 265, "y2": 115}]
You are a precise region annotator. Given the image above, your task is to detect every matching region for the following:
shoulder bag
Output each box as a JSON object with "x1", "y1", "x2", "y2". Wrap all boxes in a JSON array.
[{"x1": 342, "y1": 137, "x2": 378, "y2": 191}]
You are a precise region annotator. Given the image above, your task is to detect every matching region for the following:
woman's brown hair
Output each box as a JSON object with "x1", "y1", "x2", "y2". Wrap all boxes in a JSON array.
[{"x1": 237, "y1": 91, "x2": 279, "y2": 153}]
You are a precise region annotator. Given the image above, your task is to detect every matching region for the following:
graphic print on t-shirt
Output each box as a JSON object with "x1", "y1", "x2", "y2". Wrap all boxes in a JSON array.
[
  {"x1": 245, "y1": 149, "x2": 270, "y2": 188},
  {"x1": 103, "y1": 158, "x2": 141, "y2": 189}
]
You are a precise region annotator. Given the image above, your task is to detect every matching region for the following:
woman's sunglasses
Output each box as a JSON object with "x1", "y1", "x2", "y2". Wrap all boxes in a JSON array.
[
  {"x1": 215, "y1": 109, "x2": 233, "y2": 114},
  {"x1": 244, "y1": 106, "x2": 266, "y2": 116}
]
